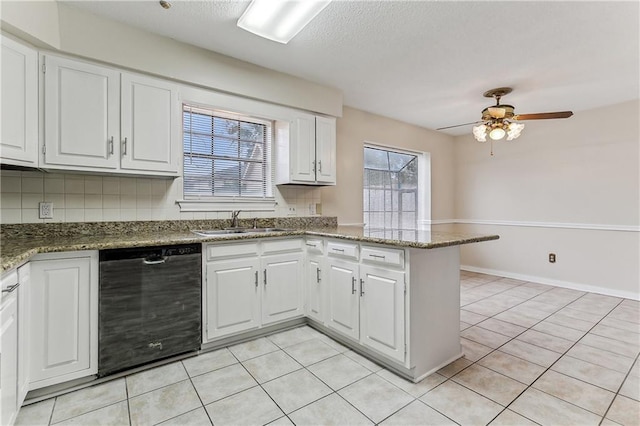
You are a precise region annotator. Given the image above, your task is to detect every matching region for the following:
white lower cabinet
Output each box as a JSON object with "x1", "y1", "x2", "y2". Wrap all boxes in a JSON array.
[
  {"x1": 205, "y1": 257, "x2": 261, "y2": 340},
  {"x1": 29, "y1": 252, "x2": 98, "y2": 390},
  {"x1": 203, "y1": 239, "x2": 304, "y2": 343},
  {"x1": 322, "y1": 241, "x2": 407, "y2": 363},
  {"x1": 262, "y1": 252, "x2": 304, "y2": 325},
  {"x1": 1, "y1": 271, "x2": 19, "y2": 426},
  {"x1": 326, "y1": 258, "x2": 360, "y2": 340},
  {"x1": 359, "y1": 265, "x2": 405, "y2": 362},
  {"x1": 305, "y1": 253, "x2": 324, "y2": 322},
  {"x1": 17, "y1": 264, "x2": 30, "y2": 407}
]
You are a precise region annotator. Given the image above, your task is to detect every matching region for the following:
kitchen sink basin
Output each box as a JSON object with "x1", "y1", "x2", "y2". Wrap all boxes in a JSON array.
[{"x1": 191, "y1": 228, "x2": 293, "y2": 237}]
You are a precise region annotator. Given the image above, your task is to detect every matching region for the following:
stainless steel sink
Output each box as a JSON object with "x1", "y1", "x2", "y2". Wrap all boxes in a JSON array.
[
  {"x1": 244, "y1": 228, "x2": 293, "y2": 233},
  {"x1": 191, "y1": 228, "x2": 293, "y2": 237}
]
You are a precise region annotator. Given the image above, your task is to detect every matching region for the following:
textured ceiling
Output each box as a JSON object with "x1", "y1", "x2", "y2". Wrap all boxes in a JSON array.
[{"x1": 65, "y1": 0, "x2": 639, "y2": 135}]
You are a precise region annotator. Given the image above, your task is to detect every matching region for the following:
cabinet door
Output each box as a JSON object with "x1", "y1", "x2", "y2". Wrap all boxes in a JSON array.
[
  {"x1": 205, "y1": 257, "x2": 261, "y2": 341},
  {"x1": 315, "y1": 116, "x2": 336, "y2": 184},
  {"x1": 29, "y1": 257, "x2": 96, "y2": 389},
  {"x1": 359, "y1": 265, "x2": 405, "y2": 362},
  {"x1": 17, "y1": 264, "x2": 31, "y2": 407},
  {"x1": 120, "y1": 73, "x2": 179, "y2": 174},
  {"x1": 290, "y1": 115, "x2": 316, "y2": 183},
  {"x1": 1, "y1": 282, "x2": 19, "y2": 426},
  {"x1": 43, "y1": 55, "x2": 120, "y2": 170},
  {"x1": 261, "y1": 252, "x2": 304, "y2": 325},
  {"x1": 1, "y1": 35, "x2": 38, "y2": 167},
  {"x1": 326, "y1": 258, "x2": 359, "y2": 340},
  {"x1": 306, "y1": 254, "x2": 324, "y2": 323}
]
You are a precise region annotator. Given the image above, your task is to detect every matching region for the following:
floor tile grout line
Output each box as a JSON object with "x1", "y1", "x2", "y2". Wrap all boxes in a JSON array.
[
  {"x1": 496, "y1": 296, "x2": 631, "y2": 422},
  {"x1": 124, "y1": 376, "x2": 132, "y2": 426},
  {"x1": 180, "y1": 358, "x2": 213, "y2": 426},
  {"x1": 46, "y1": 395, "x2": 57, "y2": 426},
  {"x1": 597, "y1": 332, "x2": 640, "y2": 423}
]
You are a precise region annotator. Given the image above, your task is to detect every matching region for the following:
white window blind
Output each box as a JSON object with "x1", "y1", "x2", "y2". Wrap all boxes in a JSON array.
[{"x1": 183, "y1": 105, "x2": 273, "y2": 199}]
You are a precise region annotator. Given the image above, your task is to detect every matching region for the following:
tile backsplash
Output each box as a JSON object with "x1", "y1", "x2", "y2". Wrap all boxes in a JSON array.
[{"x1": 0, "y1": 170, "x2": 321, "y2": 224}]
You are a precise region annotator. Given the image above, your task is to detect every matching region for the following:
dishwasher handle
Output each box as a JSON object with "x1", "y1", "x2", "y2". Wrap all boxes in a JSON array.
[{"x1": 143, "y1": 256, "x2": 166, "y2": 265}]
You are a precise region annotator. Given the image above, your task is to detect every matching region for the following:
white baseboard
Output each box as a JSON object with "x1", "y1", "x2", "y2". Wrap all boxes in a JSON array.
[{"x1": 461, "y1": 264, "x2": 640, "y2": 301}]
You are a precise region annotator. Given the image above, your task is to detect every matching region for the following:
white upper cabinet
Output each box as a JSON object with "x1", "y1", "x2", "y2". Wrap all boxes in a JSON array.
[
  {"x1": 276, "y1": 114, "x2": 337, "y2": 186},
  {"x1": 315, "y1": 116, "x2": 337, "y2": 184},
  {"x1": 120, "y1": 73, "x2": 180, "y2": 173},
  {"x1": 0, "y1": 35, "x2": 38, "y2": 167},
  {"x1": 41, "y1": 53, "x2": 180, "y2": 176},
  {"x1": 43, "y1": 55, "x2": 120, "y2": 170}
]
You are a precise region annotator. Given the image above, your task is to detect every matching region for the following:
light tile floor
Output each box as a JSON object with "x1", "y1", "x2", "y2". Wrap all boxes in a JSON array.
[{"x1": 16, "y1": 271, "x2": 640, "y2": 425}]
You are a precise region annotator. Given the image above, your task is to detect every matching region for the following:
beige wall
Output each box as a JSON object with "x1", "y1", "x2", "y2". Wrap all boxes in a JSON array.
[
  {"x1": 0, "y1": 1, "x2": 342, "y2": 117},
  {"x1": 321, "y1": 107, "x2": 456, "y2": 225},
  {"x1": 453, "y1": 100, "x2": 639, "y2": 298}
]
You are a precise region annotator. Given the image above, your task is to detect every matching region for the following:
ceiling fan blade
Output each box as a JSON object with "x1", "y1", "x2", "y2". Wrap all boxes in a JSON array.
[
  {"x1": 436, "y1": 120, "x2": 483, "y2": 131},
  {"x1": 512, "y1": 111, "x2": 573, "y2": 121}
]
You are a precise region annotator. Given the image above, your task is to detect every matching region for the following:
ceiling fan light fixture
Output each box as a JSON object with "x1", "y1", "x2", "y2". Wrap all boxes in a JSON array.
[
  {"x1": 506, "y1": 122, "x2": 525, "y2": 141},
  {"x1": 472, "y1": 124, "x2": 488, "y2": 142},
  {"x1": 489, "y1": 127, "x2": 506, "y2": 140},
  {"x1": 237, "y1": 0, "x2": 331, "y2": 44}
]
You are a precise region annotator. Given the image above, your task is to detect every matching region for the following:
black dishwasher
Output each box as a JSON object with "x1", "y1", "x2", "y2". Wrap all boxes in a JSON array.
[{"x1": 98, "y1": 244, "x2": 201, "y2": 377}]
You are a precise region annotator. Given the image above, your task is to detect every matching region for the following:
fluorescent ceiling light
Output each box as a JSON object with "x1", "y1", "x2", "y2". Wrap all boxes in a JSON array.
[{"x1": 238, "y1": 0, "x2": 331, "y2": 44}]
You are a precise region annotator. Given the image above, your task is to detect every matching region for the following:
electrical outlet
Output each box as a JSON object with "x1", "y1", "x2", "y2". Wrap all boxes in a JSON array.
[
  {"x1": 39, "y1": 202, "x2": 53, "y2": 219},
  {"x1": 288, "y1": 206, "x2": 296, "y2": 216},
  {"x1": 308, "y1": 203, "x2": 316, "y2": 215},
  {"x1": 549, "y1": 253, "x2": 556, "y2": 263}
]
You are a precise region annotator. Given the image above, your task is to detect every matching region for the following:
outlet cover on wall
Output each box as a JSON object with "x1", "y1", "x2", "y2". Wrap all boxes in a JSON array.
[
  {"x1": 39, "y1": 202, "x2": 53, "y2": 219},
  {"x1": 287, "y1": 206, "x2": 296, "y2": 216}
]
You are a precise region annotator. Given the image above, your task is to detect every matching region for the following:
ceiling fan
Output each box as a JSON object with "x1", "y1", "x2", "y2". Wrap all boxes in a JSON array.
[{"x1": 437, "y1": 87, "x2": 573, "y2": 151}]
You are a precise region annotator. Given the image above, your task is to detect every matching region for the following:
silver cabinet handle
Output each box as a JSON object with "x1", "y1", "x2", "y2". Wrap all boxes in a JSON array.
[
  {"x1": 264, "y1": 269, "x2": 267, "y2": 286},
  {"x1": 305, "y1": 243, "x2": 316, "y2": 247},
  {"x1": 109, "y1": 136, "x2": 114, "y2": 156},
  {"x1": 370, "y1": 254, "x2": 386, "y2": 259},
  {"x1": 2, "y1": 283, "x2": 20, "y2": 294},
  {"x1": 143, "y1": 257, "x2": 166, "y2": 265},
  {"x1": 360, "y1": 278, "x2": 365, "y2": 296},
  {"x1": 332, "y1": 248, "x2": 344, "y2": 252},
  {"x1": 312, "y1": 160, "x2": 316, "y2": 173},
  {"x1": 318, "y1": 160, "x2": 322, "y2": 173},
  {"x1": 351, "y1": 277, "x2": 356, "y2": 294},
  {"x1": 122, "y1": 137, "x2": 127, "y2": 156},
  {"x1": 316, "y1": 267, "x2": 321, "y2": 283},
  {"x1": 255, "y1": 270, "x2": 258, "y2": 288}
]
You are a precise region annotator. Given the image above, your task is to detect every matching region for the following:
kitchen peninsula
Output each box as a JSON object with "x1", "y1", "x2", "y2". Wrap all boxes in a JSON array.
[{"x1": 1, "y1": 218, "x2": 498, "y2": 392}]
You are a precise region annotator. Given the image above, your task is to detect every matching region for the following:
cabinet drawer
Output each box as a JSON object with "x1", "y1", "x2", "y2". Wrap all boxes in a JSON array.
[
  {"x1": 305, "y1": 239, "x2": 324, "y2": 254},
  {"x1": 327, "y1": 241, "x2": 358, "y2": 260},
  {"x1": 262, "y1": 238, "x2": 303, "y2": 255},
  {"x1": 206, "y1": 243, "x2": 259, "y2": 260},
  {"x1": 361, "y1": 246, "x2": 404, "y2": 267}
]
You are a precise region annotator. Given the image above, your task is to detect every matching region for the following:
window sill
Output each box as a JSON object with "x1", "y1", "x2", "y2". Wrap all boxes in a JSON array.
[{"x1": 177, "y1": 198, "x2": 277, "y2": 212}]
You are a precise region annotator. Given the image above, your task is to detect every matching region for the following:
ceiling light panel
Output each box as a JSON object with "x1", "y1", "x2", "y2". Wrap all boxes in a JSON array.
[{"x1": 237, "y1": 0, "x2": 331, "y2": 44}]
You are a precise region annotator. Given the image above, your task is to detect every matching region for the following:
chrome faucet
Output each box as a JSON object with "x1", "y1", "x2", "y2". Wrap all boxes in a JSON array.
[{"x1": 230, "y1": 210, "x2": 241, "y2": 228}]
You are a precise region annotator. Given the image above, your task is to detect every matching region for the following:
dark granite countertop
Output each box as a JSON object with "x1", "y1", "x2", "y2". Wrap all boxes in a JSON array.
[{"x1": 0, "y1": 219, "x2": 498, "y2": 273}]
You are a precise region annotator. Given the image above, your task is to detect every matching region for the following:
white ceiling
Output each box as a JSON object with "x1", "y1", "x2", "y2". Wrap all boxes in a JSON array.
[{"x1": 65, "y1": 0, "x2": 639, "y2": 135}]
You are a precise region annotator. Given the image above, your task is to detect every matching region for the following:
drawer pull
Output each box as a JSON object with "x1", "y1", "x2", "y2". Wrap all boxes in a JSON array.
[
  {"x1": 306, "y1": 243, "x2": 316, "y2": 247},
  {"x1": 351, "y1": 277, "x2": 356, "y2": 294},
  {"x1": 369, "y1": 254, "x2": 386, "y2": 259},
  {"x1": 332, "y1": 248, "x2": 345, "y2": 252},
  {"x1": 360, "y1": 278, "x2": 365, "y2": 296},
  {"x1": 1, "y1": 283, "x2": 19, "y2": 294},
  {"x1": 264, "y1": 269, "x2": 267, "y2": 286},
  {"x1": 316, "y1": 267, "x2": 321, "y2": 283},
  {"x1": 255, "y1": 270, "x2": 258, "y2": 288}
]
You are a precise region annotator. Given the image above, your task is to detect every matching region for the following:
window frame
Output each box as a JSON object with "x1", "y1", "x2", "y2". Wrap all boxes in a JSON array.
[
  {"x1": 176, "y1": 86, "x2": 296, "y2": 212},
  {"x1": 363, "y1": 142, "x2": 431, "y2": 230}
]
